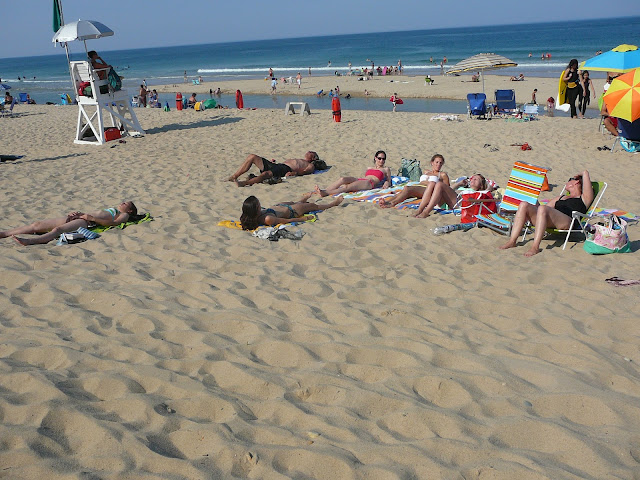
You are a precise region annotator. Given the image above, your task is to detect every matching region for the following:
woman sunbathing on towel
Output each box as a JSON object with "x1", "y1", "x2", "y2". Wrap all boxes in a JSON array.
[
  {"x1": 314, "y1": 151, "x2": 391, "y2": 197},
  {"x1": 1, "y1": 201, "x2": 137, "y2": 246},
  {"x1": 412, "y1": 173, "x2": 490, "y2": 218},
  {"x1": 500, "y1": 170, "x2": 594, "y2": 256},
  {"x1": 379, "y1": 153, "x2": 451, "y2": 209},
  {"x1": 240, "y1": 194, "x2": 343, "y2": 230}
]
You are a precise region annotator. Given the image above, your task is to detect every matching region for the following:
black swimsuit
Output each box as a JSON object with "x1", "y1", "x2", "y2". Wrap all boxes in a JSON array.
[
  {"x1": 260, "y1": 158, "x2": 293, "y2": 178},
  {"x1": 554, "y1": 196, "x2": 587, "y2": 217}
]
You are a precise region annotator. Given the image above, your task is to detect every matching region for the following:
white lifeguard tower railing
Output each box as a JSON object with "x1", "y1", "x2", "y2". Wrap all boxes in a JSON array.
[{"x1": 52, "y1": 20, "x2": 144, "y2": 145}]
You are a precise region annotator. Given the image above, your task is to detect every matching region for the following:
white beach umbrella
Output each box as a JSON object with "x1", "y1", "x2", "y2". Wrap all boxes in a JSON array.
[
  {"x1": 52, "y1": 20, "x2": 114, "y2": 44},
  {"x1": 447, "y1": 53, "x2": 518, "y2": 93}
]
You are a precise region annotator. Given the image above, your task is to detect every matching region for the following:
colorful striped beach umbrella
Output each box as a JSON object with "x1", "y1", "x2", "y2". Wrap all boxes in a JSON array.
[
  {"x1": 580, "y1": 45, "x2": 640, "y2": 73},
  {"x1": 603, "y1": 68, "x2": 640, "y2": 122}
]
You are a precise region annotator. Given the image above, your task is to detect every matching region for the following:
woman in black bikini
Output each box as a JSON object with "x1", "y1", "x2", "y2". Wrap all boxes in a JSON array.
[
  {"x1": 240, "y1": 194, "x2": 343, "y2": 230},
  {"x1": 500, "y1": 170, "x2": 594, "y2": 256}
]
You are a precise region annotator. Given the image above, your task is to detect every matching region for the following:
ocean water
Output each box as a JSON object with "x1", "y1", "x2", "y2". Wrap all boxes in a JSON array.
[{"x1": 1, "y1": 16, "x2": 638, "y2": 106}]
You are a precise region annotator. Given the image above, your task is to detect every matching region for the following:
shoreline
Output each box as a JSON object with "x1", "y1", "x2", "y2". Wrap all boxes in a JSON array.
[{"x1": 153, "y1": 73, "x2": 606, "y2": 107}]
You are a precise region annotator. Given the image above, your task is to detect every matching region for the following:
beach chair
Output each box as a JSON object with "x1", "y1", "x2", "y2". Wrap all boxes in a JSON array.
[
  {"x1": 476, "y1": 161, "x2": 548, "y2": 235},
  {"x1": 0, "y1": 99, "x2": 16, "y2": 117},
  {"x1": 495, "y1": 89, "x2": 518, "y2": 116},
  {"x1": 424, "y1": 76, "x2": 435, "y2": 85},
  {"x1": 611, "y1": 119, "x2": 640, "y2": 153},
  {"x1": 522, "y1": 181, "x2": 608, "y2": 250},
  {"x1": 69, "y1": 61, "x2": 144, "y2": 145},
  {"x1": 18, "y1": 93, "x2": 28, "y2": 104},
  {"x1": 131, "y1": 95, "x2": 140, "y2": 108},
  {"x1": 192, "y1": 79, "x2": 200, "y2": 85},
  {"x1": 467, "y1": 93, "x2": 490, "y2": 119},
  {"x1": 522, "y1": 104, "x2": 539, "y2": 119}
]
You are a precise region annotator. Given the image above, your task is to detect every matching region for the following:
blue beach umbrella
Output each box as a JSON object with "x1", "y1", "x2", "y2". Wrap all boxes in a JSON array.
[
  {"x1": 580, "y1": 45, "x2": 640, "y2": 73},
  {"x1": 0, "y1": 84, "x2": 11, "y2": 90}
]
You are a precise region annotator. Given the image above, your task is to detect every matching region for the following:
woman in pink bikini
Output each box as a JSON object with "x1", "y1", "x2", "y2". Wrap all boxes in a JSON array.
[{"x1": 314, "y1": 151, "x2": 391, "y2": 197}]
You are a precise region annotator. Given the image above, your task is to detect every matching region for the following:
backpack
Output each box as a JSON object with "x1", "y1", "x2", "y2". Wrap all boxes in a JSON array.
[
  {"x1": 107, "y1": 67, "x2": 122, "y2": 91},
  {"x1": 397, "y1": 158, "x2": 421, "y2": 181}
]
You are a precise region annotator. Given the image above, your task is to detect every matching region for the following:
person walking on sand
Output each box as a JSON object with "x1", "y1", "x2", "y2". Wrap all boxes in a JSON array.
[
  {"x1": 271, "y1": 77, "x2": 277, "y2": 94},
  {"x1": 531, "y1": 88, "x2": 537, "y2": 105},
  {"x1": 296, "y1": 72, "x2": 302, "y2": 89},
  {"x1": 228, "y1": 152, "x2": 326, "y2": 187},
  {"x1": 2, "y1": 201, "x2": 138, "y2": 246}
]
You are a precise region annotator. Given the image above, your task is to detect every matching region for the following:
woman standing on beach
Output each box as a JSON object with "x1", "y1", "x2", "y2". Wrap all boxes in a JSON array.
[
  {"x1": 314, "y1": 151, "x2": 391, "y2": 197},
  {"x1": 240, "y1": 194, "x2": 343, "y2": 230},
  {"x1": 579, "y1": 70, "x2": 595, "y2": 118},
  {"x1": 562, "y1": 59, "x2": 585, "y2": 118},
  {"x1": 379, "y1": 154, "x2": 451, "y2": 208}
]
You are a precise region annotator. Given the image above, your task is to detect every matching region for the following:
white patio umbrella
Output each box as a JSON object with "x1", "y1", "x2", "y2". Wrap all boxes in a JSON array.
[
  {"x1": 447, "y1": 53, "x2": 518, "y2": 93},
  {"x1": 52, "y1": 19, "x2": 114, "y2": 51}
]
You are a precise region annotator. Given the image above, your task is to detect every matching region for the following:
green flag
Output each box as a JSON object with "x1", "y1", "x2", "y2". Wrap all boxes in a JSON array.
[{"x1": 53, "y1": 0, "x2": 62, "y2": 32}]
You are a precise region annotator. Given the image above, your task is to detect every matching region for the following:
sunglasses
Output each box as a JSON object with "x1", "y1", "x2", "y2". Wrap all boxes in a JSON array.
[
  {"x1": 376, "y1": 156, "x2": 386, "y2": 160},
  {"x1": 568, "y1": 176, "x2": 582, "y2": 182}
]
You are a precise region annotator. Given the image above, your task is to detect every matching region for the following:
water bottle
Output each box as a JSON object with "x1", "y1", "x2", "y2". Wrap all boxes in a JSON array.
[{"x1": 432, "y1": 225, "x2": 456, "y2": 235}]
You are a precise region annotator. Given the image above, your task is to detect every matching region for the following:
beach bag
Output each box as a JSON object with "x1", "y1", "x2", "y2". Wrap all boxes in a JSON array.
[
  {"x1": 620, "y1": 138, "x2": 640, "y2": 153},
  {"x1": 78, "y1": 81, "x2": 91, "y2": 96},
  {"x1": 397, "y1": 158, "x2": 421, "y2": 181},
  {"x1": 107, "y1": 67, "x2": 122, "y2": 91},
  {"x1": 583, "y1": 215, "x2": 631, "y2": 254},
  {"x1": 459, "y1": 191, "x2": 497, "y2": 224}
]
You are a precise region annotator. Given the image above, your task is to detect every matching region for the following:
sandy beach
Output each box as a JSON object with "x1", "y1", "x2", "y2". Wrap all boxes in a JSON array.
[
  {"x1": 1, "y1": 103, "x2": 639, "y2": 479},
  {"x1": 156, "y1": 73, "x2": 605, "y2": 110}
]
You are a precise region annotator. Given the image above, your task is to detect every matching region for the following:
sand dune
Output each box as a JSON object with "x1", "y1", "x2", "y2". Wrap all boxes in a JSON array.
[{"x1": 0, "y1": 104, "x2": 639, "y2": 479}]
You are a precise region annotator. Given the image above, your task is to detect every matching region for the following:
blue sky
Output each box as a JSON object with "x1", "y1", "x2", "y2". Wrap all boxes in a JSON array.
[{"x1": 3, "y1": 0, "x2": 639, "y2": 58}]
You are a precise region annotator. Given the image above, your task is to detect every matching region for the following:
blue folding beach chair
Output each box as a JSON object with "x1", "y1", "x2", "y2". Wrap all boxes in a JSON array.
[
  {"x1": 495, "y1": 89, "x2": 517, "y2": 115},
  {"x1": 18, "y1": 93, "x2": 28, "y2": 104},
  {"x1": 467, "y1": 93, "x2": 490, "y2": 119},
  {"x1": 611, "y1": 119, "x2": 640, "y2": 153}
]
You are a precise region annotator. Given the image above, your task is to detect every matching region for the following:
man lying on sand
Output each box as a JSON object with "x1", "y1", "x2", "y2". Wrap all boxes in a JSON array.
[
  {"x1": 227, "y1": 152, "x2": 326, "y2": 187},
  {"x1": 1, "y1": 201, "x2": 137, "y2": 246}
]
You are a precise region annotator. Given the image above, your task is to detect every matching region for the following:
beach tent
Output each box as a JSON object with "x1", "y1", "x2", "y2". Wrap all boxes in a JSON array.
[
  {"x1": 446, "y1": 53, "x2": 517, "y2": 93},
  {"x1": 580, "y1": 45, "x2": 640, "y2": 73},
  {"x1": 52, "y1": 20, "x2": 144, "y2": 145}
]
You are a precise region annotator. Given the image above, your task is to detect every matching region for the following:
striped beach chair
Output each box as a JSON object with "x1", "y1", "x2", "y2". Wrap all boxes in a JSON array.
[
  {"x1": 476, "y1": 161, "x2": 548, "y2": 235},
  {"x1": 522, "y1": 181, "x2": 608, "y2": 250}
]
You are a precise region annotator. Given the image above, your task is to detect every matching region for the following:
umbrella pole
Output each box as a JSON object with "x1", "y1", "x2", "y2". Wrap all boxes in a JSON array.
[
  {"x1": 482, "y1": 71, "x2": 485, "y2": 94},
  {"x1": 63, "y1": 42, "x2": 74, "y2": 93}
]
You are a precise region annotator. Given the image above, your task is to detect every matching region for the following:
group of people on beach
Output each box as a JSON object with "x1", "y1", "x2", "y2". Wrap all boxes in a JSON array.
[
  {"x1": 226, "y1": 151, "x2": 596, "y2": 257},
  {"x1": 2, "y1": 146, "x2": 596, "y2": 257}
]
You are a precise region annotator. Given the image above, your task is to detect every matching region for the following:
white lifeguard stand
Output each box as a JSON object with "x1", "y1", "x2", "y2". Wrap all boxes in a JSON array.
[
  {"x1": 53, "y1": 20, "x2": 145, "y2": 145},
  {"x1": 69, "y1": 61, "x2": 144, "y2": 144}
]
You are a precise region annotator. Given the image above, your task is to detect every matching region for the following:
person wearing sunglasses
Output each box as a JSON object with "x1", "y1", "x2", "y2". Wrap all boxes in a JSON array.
[
  {"x1": 500, "y1": 170, "x2": 594, "y2": 256},
  {"x1": 314, "y1": 151, "x2": 391, "y2": 197}
]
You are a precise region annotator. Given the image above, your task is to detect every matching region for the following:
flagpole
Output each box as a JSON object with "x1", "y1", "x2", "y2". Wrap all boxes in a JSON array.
[{"x1": 54, "y1": 0, "x2": 75, "y2": 101}]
